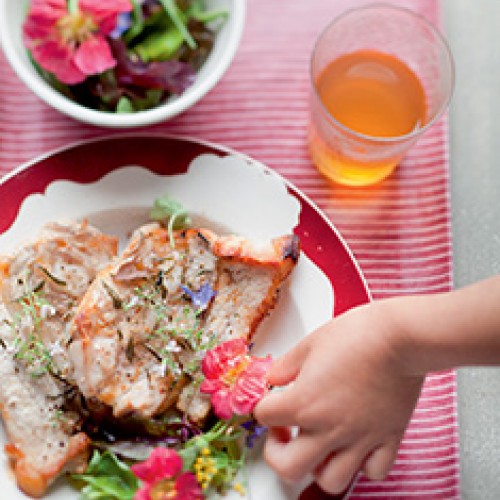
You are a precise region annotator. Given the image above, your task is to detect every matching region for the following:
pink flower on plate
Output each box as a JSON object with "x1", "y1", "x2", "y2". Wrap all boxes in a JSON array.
[
  {"x1": 200, "y1": 339, "x2": 272, "y2": 420},
  {"x1": 23, "y1": 0, "x2": 133, "y2": 84},
  {"x1": 131, "y1": 448, "x2": 203, "y2": 500}
]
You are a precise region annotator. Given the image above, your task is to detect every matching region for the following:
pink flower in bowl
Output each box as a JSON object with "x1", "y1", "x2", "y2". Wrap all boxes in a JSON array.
[
  {"x1": 23, "y1": 0, "x2": 132, "y2": 84},
  {"x1": 131, "y1": 448, "x2": 203, "y2": 500},
  {"x1": 200, "y1": 339, "x2": 272, "y2": 420}
]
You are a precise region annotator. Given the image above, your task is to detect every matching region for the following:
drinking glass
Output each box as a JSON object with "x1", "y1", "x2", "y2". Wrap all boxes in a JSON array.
[{"x1": 308, "y1": 4, "x2": 454, "y2": 187}]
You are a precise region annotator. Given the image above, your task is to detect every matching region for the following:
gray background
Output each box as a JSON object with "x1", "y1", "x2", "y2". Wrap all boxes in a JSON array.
[{"x1": 444, "y1": 0, "x2": 500, "y2": 498}]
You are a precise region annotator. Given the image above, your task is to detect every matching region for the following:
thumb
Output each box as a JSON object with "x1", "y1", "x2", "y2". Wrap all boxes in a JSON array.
[{"x1": 266, "y1": 336, "x2": 311, "y2": 387}]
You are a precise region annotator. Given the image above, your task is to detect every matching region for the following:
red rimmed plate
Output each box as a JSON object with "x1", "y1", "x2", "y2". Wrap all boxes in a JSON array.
[{"x1": 0, "y1": 135, "x2": 369, "y2": 500}]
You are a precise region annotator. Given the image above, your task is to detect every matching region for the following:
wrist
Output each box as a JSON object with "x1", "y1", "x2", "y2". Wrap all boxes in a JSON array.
[{"x1": 375, "y1": 295, "x2": 440, "y2": 377}]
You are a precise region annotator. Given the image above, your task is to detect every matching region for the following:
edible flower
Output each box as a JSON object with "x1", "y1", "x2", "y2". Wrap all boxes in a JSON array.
[
  {"x1": 181, "y1": 283, "x2": 216, "y2": 312},
  {"x1": 131, "y1": 448, "x2": 203, "y2": 500},
  {"x1": 23, "y1": 0, "x2": 133, "y2": 84},
  {"x1": 241, "y1": 419, "x2": 268, "y2": 448},
  {"x1": 200, "y1": 339, "x2": 272, "y2": 420}
]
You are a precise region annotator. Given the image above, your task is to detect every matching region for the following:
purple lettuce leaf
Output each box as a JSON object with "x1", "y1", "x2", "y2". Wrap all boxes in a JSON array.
[{"x1": 109, "y1": 39, "x2": 196, "y2": 95}]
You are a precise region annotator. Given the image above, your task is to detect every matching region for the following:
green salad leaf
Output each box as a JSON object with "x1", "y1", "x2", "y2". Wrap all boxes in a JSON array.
[
  {"x1": 73, "y1": 450, "x2": 139, "y2": 500},
  {"x1": 188, "y1": 0, "x2": 229, "y2": 23},
  {"x1": 158, "y1": 0, "x2": 197, "y2": 49}
]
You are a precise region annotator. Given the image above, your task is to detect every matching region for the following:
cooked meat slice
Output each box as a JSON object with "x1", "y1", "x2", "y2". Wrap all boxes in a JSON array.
[
  {"x1": 68, "y1": 224, "x2": 299, "y2": 423},
  {"x1": 68, "y1": 224, "x2": 218, "y2": 418},
  {"x1": 177, "y1": 229, "x2": 300, "y2": 421},
  {"x1": 0, "y1": 221, "x2": 118, "y2": 497}
]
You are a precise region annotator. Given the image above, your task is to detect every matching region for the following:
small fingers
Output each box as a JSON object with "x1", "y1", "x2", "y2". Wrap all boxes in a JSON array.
[
  {"x1": 266, "y1": 338, "x2": 311, "y2": 387},
  {"x1": 254, "y1": 383, "x2": 302, "y2": 428},
  {"x1": 263, "y1": 428, "x2": 331, "y2": 484},
  {"x1": 362, "y1": 442, "x2": 399, "y2": 481},
  {"x1": 313, "y1": 448, "x2": 365, "y2": 495}
]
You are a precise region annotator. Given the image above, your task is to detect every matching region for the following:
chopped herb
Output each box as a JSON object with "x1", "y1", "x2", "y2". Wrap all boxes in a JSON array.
[
  {"x1": 102, "y1": 281, "x2": 123, "y2": 309},
  {"x1": 33, "y1": 280, "x2": 45, "y2": 293},
  {"x1": 144, "y1": 342, "x2": 162, "y2": 362},
  {"x1": 125, "y1": 337, "x2": 135, "y2": 363},
  {"x1": 9, "y1": 280, "x2": 61, "y2": 379},
  {"x1": 36, "y1": 265, "x2": 67, "y2": 286}
]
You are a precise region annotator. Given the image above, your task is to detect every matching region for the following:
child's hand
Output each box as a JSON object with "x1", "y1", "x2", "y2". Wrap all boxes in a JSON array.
[{"x1": 254, "y1": 300, "x2": 424, "y2": 495}]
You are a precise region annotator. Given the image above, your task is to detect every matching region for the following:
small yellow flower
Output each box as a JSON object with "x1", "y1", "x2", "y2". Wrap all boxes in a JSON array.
[
  {"x1": 201, "y1": 447, "x2": 211, "y2": 456},
  {"x1": 234, "y1": 482, "x2": 246, "y2": 496}
]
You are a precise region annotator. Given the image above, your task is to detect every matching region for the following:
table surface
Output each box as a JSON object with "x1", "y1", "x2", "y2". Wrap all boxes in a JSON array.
[
  {"x1": 0, "y1": 1, "x2": 497, "y2": 498},
  {"x1": 444, "y1": 0, "x2": 500, "y2": 498}
]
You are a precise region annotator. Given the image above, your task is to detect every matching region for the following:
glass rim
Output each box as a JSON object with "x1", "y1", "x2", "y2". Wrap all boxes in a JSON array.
[{"x1": 309, "y1": 3, "x2": 456, "y2": 144}]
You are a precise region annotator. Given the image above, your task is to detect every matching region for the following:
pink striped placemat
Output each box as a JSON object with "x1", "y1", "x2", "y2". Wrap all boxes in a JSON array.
[{"x1": 0, "y1": 0, "x2": 459, "y2": 498}]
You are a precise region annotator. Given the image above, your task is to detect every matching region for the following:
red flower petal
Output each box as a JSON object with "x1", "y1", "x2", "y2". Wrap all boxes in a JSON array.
[
  {"x1": 73, "y1": 35, "x2": 116, "y2": 76},
  {"x1": 176, "y1": 472, "x2": 204, "y2": 500},
  {"x1": 31, "y1": 40, "x2": 86, "y2": 84},
  {"x1": 202, "y1": 338, "x2": 248, "y2": 379},
  {"x1": 131, "y1": 448, "x2": 182, "y2": 484},
  {"x1": 211, "y1": 387, "x2": 234, "y2": 420},
  {"x1": 79, "y1": 0, "x2": 133, "y2": 26},
  {"x1": 133, "y1": 484, "x2": 152, "y2": 500},
  {"x1": 231, "y1": 357, "x2": 272, "y2": 415},
  {"x1": 199, "y1": 378, "x2": 225, "y2": 395},
  {"x1": 28, "y1": 0, "x2": 67, "y2": 20},
  {"x1": 23, "y1": 16, "x2": 56, "y2": 44},
  {"x1": 23, "y1": 0, "x2": 67, "y2": 49},
  {"x1": 98, "y1": 15, "x2": 122, "y2": 36}
]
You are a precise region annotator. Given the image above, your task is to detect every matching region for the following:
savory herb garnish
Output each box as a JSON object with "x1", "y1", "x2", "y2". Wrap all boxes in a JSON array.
[
  {"x1": 103, "y1": 280, "x2": 124, "y2": 310},
  {"x1": 150, "y1": 194, "x2": 192, "y2": 247},
  {"x1": 130, "y1": 276, "x2": 217, "y2": 383},
  {"x1": 9, "y1": 280, "x2": 61, "y2": 379},
  {"x1": 36, "y1": 264, "x2": 67, "y2": 286}
]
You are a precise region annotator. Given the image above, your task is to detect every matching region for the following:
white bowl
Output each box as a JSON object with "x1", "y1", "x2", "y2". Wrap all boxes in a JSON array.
[{"x1": 0, "y1": 0, "x2": 245, "y2": 128}]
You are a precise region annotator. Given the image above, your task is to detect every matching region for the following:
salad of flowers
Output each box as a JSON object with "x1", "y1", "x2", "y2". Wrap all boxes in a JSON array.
[{"x1": 23, "y1": 0, "x2": 226, "y2": 113}]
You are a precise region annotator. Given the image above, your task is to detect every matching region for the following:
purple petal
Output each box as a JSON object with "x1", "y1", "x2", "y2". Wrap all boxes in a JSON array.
[
  {"x1": 110, "y1": 12, "x2": 132, "y2": 39},
  {"x1": 241, "y1": 419, "x2": 267, "y2": 448},
  {"x1": 181, "y1": 283, "x2": 216, "y2": 310}
]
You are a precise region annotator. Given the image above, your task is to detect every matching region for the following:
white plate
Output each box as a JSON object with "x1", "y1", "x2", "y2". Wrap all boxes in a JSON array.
[{"x1": 0, "y1": 135, "x2": 369, "y2": 499}]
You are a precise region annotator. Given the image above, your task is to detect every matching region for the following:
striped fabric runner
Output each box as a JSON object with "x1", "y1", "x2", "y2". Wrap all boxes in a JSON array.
[{"x1": 0, "y1": 0, "x2": 459, "y2": 498}]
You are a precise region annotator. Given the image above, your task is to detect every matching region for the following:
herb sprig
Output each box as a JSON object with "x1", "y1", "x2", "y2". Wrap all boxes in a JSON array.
[
  {"x1": 150, "y1": 194, "x2": 192, "y2": 248},
  {"x1": 8, "y1": 280, "x2": 61, "y2": 379}
]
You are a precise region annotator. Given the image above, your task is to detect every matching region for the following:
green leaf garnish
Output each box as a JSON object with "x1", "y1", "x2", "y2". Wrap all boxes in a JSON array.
[
  {"x1": 73, "y1": 450, "x2": 139, "y2": 500},
  {"x1": 150, "y1": 194, "x2": 191, "y2": 247}
]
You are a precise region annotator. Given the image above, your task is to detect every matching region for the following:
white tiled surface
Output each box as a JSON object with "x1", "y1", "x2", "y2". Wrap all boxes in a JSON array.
[{"x1": 444, "y1": 1, "x2": 500, "y2": 498}]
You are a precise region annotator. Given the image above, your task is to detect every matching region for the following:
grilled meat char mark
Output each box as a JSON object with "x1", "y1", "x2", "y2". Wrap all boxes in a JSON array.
[
  {"x1": 68, "y1": 223, "x2": 300, "y2": 424},
  {"x1": 0, "y1": 221, "x2": 118, "y2": 497}
]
